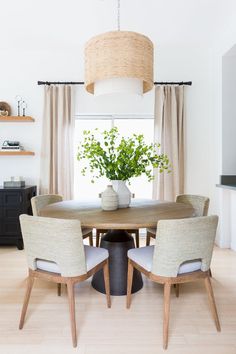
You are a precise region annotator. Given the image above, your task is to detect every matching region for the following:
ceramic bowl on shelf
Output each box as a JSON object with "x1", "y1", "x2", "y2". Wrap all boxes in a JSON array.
[
  {"x1": 0, "y1": 101, "x2": 11, "y2": 116},
  {"x1": 0, "y1": 110, "x2": 8, "y2": 116}
]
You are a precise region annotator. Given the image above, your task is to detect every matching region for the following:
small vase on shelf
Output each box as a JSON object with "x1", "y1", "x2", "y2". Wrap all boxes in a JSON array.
[
  {"x1": 101, "y1": 185, "x2": 118, "y2": 211},
  {"x1": 111, "y1": 180, "x2": 131, "y2": 208}
]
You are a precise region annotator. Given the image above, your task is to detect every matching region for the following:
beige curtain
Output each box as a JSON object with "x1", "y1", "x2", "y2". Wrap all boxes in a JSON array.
[
  {"x1": 153, "y1": 85, "x2": 185, "y2": 201},
  {"x1": 39, "y1": 85, "x2": 74, "y2": 199}
]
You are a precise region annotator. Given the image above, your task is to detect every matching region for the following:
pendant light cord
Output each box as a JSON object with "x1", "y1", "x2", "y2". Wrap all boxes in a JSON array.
[{"x1": 117, "y1": 0, "x2": 120, "y2": 30}]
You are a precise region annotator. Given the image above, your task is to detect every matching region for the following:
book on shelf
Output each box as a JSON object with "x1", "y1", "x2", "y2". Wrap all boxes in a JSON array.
[
  {"x1": 1, "y1": 148, "x2": 24, "y2": 151},
  {"x1": 1, "y1": 146, "x2": 24, "y2": 151}
]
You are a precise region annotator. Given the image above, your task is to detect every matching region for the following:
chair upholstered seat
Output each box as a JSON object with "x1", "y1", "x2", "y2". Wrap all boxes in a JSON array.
[
  {"x1": 36, "y1": 246, "x2": 109, "y2": 274},
  {"x1": 127, "y1": 216, "x2": 220, "y2": 350},
  {"x1": 31, "y1": 194, "x2": 94, "y2": 246},
  {"x1": 128, "y1": 246, "x2": 155, "y2": 272},
  {"x1": 146, "y1": 194, "x2": 210, "y2": 247},
  {"x1": 128, "y1": 246, "x2": 202, "y2": 274},
  {"x1": 19, "y1": 215, "x2": 111, "y2": 347}
]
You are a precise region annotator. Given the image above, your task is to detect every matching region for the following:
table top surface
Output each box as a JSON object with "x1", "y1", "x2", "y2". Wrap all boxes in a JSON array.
[{"x1": 40, "y1": 199, "x2": 194, "y2": 229}]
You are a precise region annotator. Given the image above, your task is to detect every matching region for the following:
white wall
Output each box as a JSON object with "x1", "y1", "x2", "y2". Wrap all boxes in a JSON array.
[
  {"x1": 222, "y1": 52, "x2": 236, "y2": 174},
  {"x1": 0, "y1": 49, "x2": 83, "y2": 187}
]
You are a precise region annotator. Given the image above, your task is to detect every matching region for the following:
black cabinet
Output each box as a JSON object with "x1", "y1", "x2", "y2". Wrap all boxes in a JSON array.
[{"x1": 0, "y1": 186, "x2": 37, "y2": 249}]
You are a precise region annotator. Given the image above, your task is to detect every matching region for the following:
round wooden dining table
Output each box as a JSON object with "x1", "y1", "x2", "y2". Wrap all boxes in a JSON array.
[
  {"x1": 40, "y1": 199, "x2": 194, "y2": 295},
  {"x1": 40, "y1": 198, "x2": 194, "y2": 230}
]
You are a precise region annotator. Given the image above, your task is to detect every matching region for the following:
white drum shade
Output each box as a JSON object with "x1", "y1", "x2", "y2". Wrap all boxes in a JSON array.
[{"x1": 94, "y1": 78, "x2": 143, "y2": 96}]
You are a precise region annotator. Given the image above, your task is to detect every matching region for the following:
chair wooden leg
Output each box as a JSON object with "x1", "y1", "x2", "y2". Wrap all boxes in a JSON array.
[
  {"x1": 163, "y1": 283, "x2": 171, "y2": 350},
  {"x1": 204, "y1": 276, "x2": 221, "y2": 331},
  {"x1": 96, "y1": 230, "x2": 100, "y2": 247},
  {"x1": 67, "y1": 280, "x2": 77, "y2": 347},
  {"x1": 126, "y1": 259, "x2": 134, "y2": 309},
  {"x1": 135, "y1": 231, "x2": 139, "y2": 248},
  {"x1": 57, "y1": 283, "x2": 62, "y2": 296},
  {"x1": 209, "y1": 268, "x2": 213, "y2": 277},
  {"x1": 146, "y1": 232, "x2": 151, "y2": 246},
  {"x1": 89, "y1": 232, "x2": 93, "y2": 246},
  {"x1": 103, "y1": 259, "x2": 111, "y2": 308},
  {"x1": 19, "y1": 275, "x2": 34, "y2": 329},
  {"x1": 174, "y1": 284, "x2": 179, "y2": 298}
]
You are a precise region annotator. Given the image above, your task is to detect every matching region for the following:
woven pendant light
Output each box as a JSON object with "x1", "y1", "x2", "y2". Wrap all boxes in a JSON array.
[{"x1": 85, "y1": 1, "x2": 154, "y2": 95}]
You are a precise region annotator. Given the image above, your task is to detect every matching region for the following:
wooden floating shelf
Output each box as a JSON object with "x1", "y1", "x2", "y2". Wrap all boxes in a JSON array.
[
  {"x1": 0, "y1": 116, "x2": 35, "y2": 122},
  {"x1": 0, "y1": 151, "x2": 35, "y2": 156}
]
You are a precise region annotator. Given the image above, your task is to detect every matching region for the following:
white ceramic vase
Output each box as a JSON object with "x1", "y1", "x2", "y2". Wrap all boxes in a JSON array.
[
  {"x1": 101, "y1": 185, "x2": 118, "y2": 211},
  {"x1": 111, "y1": 180, "x2": 131, "y2": 208}
]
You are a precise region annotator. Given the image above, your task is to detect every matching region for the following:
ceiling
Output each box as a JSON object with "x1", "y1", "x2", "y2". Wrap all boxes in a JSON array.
[{"x1": 1, "y1": 0, "x2": 236, "y2": 51}]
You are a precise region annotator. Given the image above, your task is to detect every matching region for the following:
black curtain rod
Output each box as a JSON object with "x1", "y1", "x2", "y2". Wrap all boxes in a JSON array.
[
  {"x1": 155, "y1": 81, "x2": 192, "y2": 86},
  {"x1": 37, "y1": 80, "x2": 192, "y2": 86}
]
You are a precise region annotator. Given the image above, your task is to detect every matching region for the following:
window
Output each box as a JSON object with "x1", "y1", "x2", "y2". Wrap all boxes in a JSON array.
[{"x1": 73, "y1": 116, "x2": 154, "y2": 200}]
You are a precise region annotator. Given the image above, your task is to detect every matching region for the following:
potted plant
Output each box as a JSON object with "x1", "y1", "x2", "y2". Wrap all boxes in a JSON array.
[{"x1": 77, "y1": 127, "x2": 170, "y2": 208}]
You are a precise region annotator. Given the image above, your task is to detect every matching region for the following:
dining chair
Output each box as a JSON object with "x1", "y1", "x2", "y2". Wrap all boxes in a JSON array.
[
  {"x1": 31, "y1": 194, "x2": 94, "y2": 246},
  {"x1": 146, "y1": 194, "x2": 210, "y2": 246},
  {"x1": 19, "y1": 215, "x2": 111, "y2": 347},
  {"x1": 127, "y1": 215, "x2": 220, "y2": 349},
  {"x1": 96, "y1": 229, "x2": 140, "y2": 248}
]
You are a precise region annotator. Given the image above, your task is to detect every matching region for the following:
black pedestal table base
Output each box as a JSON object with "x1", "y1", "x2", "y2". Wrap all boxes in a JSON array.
[{"x1": 92, "y1": 230, "x2": 143, "y2": 296}]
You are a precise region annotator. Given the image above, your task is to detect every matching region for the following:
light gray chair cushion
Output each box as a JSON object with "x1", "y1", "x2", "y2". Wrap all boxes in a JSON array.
[
  {"x1": 128, "y1": 246, "x2": 202, "y2": 274},
  {"x1": 36, "y1": 246, "x2": 108, "y2": 274},
  {"x1": 178, "y1": 259, "x2": 201, "y2": 274},
  {"x1": 128, "y1": 246, "x2": 155, "y2": 272}
]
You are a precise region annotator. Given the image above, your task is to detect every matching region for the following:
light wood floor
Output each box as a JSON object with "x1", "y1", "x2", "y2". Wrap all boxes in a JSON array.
[{"x1": 0, "y1": 240, "x2": 236, "y2": 354}]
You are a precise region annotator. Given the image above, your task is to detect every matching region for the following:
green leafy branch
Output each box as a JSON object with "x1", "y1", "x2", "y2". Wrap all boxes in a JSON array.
[{"x1": 77, "y1": 127, "x2": 171, "y2": 183}]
